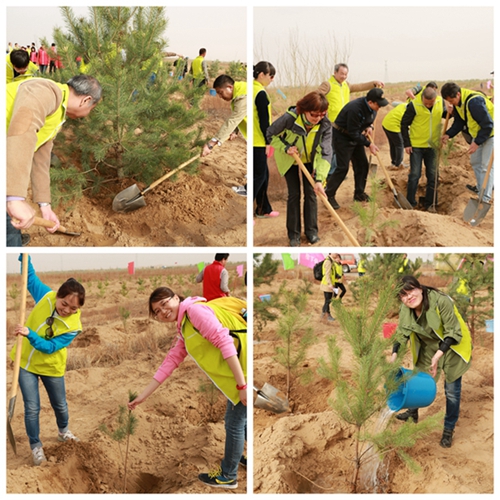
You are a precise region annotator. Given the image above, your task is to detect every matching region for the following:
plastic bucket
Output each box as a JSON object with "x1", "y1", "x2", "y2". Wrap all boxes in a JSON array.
[
  {"x1": 209, "y1": 89, "x2": 217, "y2": 96},
  {"x1": 259, "y1": 294, "x2": 271, "y2": 302},
  {"x1": 485, "y1": 319, "x2": 494, "y2": 332},
  {"x1": 387, "y1": 367, "x2": 437, "y2": 412},
  {"x1": 382, "y1": 322, "x2": 398, "y2": 338}
]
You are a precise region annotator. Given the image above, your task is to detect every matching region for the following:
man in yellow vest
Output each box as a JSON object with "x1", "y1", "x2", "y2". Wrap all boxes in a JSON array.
[
  {"x1": 401, "y1": 86, "x2": 446, "y2": 210},
  {"x1": 317, "y1": 63, "x2": 384, "y2": 177},
  {"x1": 6, "y1": 75, "x2": 102, "y2": 246},
  {"x1": 6, "y1": 49, "x2": 39, "y2": 84},
  {"x1": 190, "y1": 47, "x2": 209, "y2": 87},
  {"x1": 441, "y1": 82, "x2": 494, "y2": 203}
]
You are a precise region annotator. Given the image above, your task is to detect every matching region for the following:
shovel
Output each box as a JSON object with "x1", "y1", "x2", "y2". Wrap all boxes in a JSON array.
[
  {"x1": 369, "y1": 139, "x2": 413, "y2": 210},
  {"x1": 7, "y1": 253, "x2": 29, "y2": 454},
  {"x1": 253, "y1": 384, "x2": 289, "y2": 414},
  {"x1": 463, "y1": 149, "x2": 494, "y2": 226},
  {"x1": 112, "y1": 154, "x2": 200, "y2": 213},
  {"x1": 428, "y1": 110, "x2": 451, "y2": 213},
  {"x1": 292, "y1": 153, "x2": 361, "y2": 247},
  {"x1": 12, "y1": 217, "x2": 80, "y2": 236}
]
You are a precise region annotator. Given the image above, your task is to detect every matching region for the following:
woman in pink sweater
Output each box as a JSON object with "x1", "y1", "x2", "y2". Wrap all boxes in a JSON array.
[{"x1": 128, "y1": 288, "x2": 247, "y2": 490}]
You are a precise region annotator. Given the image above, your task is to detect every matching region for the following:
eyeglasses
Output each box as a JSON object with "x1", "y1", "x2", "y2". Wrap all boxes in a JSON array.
[
  {"x1": 45, "y1": 314, "x2": 55, "y2": 339},
  {"x1": 308, "y1": 111, "x2": 327, "y2": 119},
  {"x1": 153, "y1": 296, "x2": 174, "y2": 319}
]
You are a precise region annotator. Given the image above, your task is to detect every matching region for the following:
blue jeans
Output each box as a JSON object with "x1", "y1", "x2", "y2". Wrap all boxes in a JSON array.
[
  {"x1": 18, "y1": 368, "x2": 69, "y2": 449},
  {"x1": 444, "y1": 376, "x2": 462, "y2": 430},
  {"x1": 470, "y1": 136, "x2": 494, "y2": 202},
  {"x1": 407, "y1": 147, "x2": 437, "y2": 208},
  {"x1": 220, "y1": 401, "x2": 247, "y2": 480}
]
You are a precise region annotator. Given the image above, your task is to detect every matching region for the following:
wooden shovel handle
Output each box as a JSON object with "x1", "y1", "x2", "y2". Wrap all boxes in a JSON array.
[
  {"x1": 477, "y1": 149, "x2": 494, "y2": 200},
  {"x1": 12, "y1": 216, "x2": 69, "y2": 234},
  {"x1": 10, "y1": 254, "x2": 29, "y2": 399},
  {"x1": 292, "y1": 153, "x2": 360, "y2": 247},
  {"x1": 367, "y1": 135, "x2": 397, "y2": 191},
  {"x1": 146, "y1": 154, "x2": 201, "y2": 192}
]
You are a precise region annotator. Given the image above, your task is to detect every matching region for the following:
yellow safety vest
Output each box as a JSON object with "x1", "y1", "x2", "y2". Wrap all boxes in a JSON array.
[
  {"x1": 382, "y1": 103, "x2": 407, "y2": 133},
  {"x1": 6, "y1": 54, "x2": 39, "y2": 84},
  {"x1": 409, "y1": 93, "x2": 444, "y2": 149},
  {"x1": 320, "y1": 257, "x2": 335, "y2": 286},
  {"x1": 191, "y1": 55, "x2": 204, "y2": 79},
  {"x1": 6, "y1": 79, "x2": 69, "y2": 152},
  {"x1": 232, "y1": 81, "x2": 247, "y2": 139},
  {"x1": 10, "y1": 291, "x2": 82, "y2": 377},
  {"x1": 357, "y1": 259, "x2": 366, "y2": 273},
  {"x1": 455, "y1": 88, "x2": 494, "y2": 140},
  {"x1": 325, "y1": 76, "x2": 350, "y2": 123},
  {"x1": 182, "y1": 300, "x2": 247, "y2": 405},
  {"x1": 253, "y1": 80, "x2": 271, "y2": 147}
]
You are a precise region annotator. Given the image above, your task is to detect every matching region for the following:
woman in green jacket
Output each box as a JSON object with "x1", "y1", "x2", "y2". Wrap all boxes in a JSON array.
[
  {"x1": 266, "y1": 91, "x2": 332, "y2": 246},
  {"x1": 391, "y1": 275, "x2": 472, "y2": 448}
]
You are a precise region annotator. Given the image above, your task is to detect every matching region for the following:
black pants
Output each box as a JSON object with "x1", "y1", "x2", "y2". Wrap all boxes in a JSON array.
[
  {"x1": 383, "y1": 127, "x2": 404, "y2": 167},
  {"x1": 326, "y1": 129, "x2": 369, "y2": 201},
  {"x1": 322, "y1": 292, "x2": 334, "y2": 314},
  {"x1": 284, "y1": 162, "x2": 318, "y2": 242},
  {"x1": 334, "y1": 282, "x2": 347, "y2": 299},
  {"x1": 254, "y1": 147, "x2": 273, "y2": 215}
]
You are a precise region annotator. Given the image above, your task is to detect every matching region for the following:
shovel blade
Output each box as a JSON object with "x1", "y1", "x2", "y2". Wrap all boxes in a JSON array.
[
  {"x1": 464, "y1": 198, "x2": 491, "y2": 226},
  {"x1": 7, "y1": 394, "x2": 17, "y2": 454},
  {"x1": 112, "y1": 184, "x2": 147, "y2": 213},
  {"x1": 253, "y1": 383, "x2": 289, "y2": 414},
  {"x1": 395, "y1": 191, "x2": 413, "y2": 210},
  {"x1": 368, "y1": 162, "x2": 378, "y2": 178}
]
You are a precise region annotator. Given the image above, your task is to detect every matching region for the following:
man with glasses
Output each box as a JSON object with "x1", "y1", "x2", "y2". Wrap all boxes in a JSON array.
[{"x1": 325, "y1": 88, "x2": 389, "y2": 209}]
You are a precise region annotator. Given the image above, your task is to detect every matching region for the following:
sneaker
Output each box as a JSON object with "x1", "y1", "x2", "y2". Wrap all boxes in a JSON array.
[
  {"x1": 255, "y1": 211, "x2": 279, "y2": 218},
  {"x1": 289, "y1": 238, "x2": 300, "y2": 247},
  {"x1": 326, "y1": 314, "x2": 335, "y2": 323},
  {"x1": 466, "y1": 184, "x2": 479, "y2": 195},
  {"x1": 232, "y1": 186, "x2": 247, "y2": 196},
  {"x1": 329, "y1": 197, "x2": 340, "y2": 210},
  {"x1": 308, "y1": 235, "x2": 320, "y2": 244},
  {"x1": 58, "y1": 430, "x2": 80, "y2": 442},
  {"x1": 239, "y1": 455, "x2": 247, "y2": 468},
  {"x1": 21, "y1": 234, "x2": 31, "y2": 247},
  {"x1": 198, "y1": 466, "x2": 237, "y2": 489},
  {"x1": 440, "y1": 428, "x2": 454, "y2": 448},
  {"x1": 354, "y1": 193, "x2": 371, "y2": 202},
  {"x1": 32, "y1": 446, "x2": 47, "y2": 466},
  {"x1": 395, "y1": 408, "x2": 419, "y2": 423}
]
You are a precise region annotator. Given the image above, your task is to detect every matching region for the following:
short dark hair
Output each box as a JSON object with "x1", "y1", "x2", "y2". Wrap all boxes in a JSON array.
[
  {"x1": 10, "y1": 49, "x2": 30, "y2": 69},
  {"x1": 57, "y1": 278, "x2": 86, "y2": 307},
  {"x1": 441, "y1": 82, "x2": 461, "y2": 100},
  {"x1": 253, "y1": 61, "x2": 276, "y2": 79},
  {"x1": 67, "y1": 75, "x2": 103, "y2": 104},
  {"x1": 199, "y1": 48, "x2": 206, "y2": 56},
  {"x1": 213, "y1": 74, "x2": 234, "y2": 89},
  {"x1": 148, "y1": 287, "x2": 185, "y2": 318},
  {"x1": 422, "y1": 87, "x2": 437, "y2": 100},
  {"x1": 334, "y1": 63, "x2": 349, "y2": 73},
  {"x1": 295, "y1": 91, "x2": 328, "y2": 115},
  {"x1": 215, "y1": 253, "x2": 229, "y2": 261}
]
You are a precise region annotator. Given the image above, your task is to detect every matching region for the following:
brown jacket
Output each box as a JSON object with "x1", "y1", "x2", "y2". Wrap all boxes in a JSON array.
[
  {"x1": 317, "y1": 79, "x2": 379, "y2": 96},
  {"x1": 7, "y1": 79, "x2": 64, "y2": 203}
]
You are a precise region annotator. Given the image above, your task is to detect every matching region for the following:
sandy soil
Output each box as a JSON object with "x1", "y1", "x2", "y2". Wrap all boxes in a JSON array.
[
  {"x1": 254, "y1": 114, "x2": 493, "y2": 247},
  {"x1": 6, "y1": 266, "x2": 247, "y2": 493},
  {"x1": 21, "y1": 95, "x2": 247, "y2": 247},
  {"x1": 253, "y1": 267, "x2": 493, "y2": 494}
]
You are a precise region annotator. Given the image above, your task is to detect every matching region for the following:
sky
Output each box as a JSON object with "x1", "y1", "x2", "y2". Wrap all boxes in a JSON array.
[
  {"x1": 6, "y1": 253, "x2": 247, "y2": 273},
  {"x1": 5, "y1": 6, "x2": 247, "y2": 63},
  {"x1": 254, "y1": 6, "x2": 494, "y2": 85}
]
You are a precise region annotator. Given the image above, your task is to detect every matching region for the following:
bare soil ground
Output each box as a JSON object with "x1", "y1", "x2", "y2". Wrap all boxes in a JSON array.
[
  {"x1": 5, "y1": 266, "x2": 247, "y2": 493},
  {"x1": 22, "y1": 94, "x2": 247, "y2": 247},
  {"x1": 253, "y1": 267, "x2": 493, "y2": 494},
  {"x1": 254, "y1": 100, "x2": 493, "y2": 247}
]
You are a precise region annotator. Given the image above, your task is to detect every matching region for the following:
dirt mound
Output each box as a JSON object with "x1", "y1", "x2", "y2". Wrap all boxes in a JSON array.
[
  {"x1": 22, "y1": 96, "x2": 247, "y2": 247},
  {"x1": 253, "y1": 273, "x2": 493, "y2": 494},
  {"x1": 255, "y1": 127, "x2": 493, "y2": 247}
]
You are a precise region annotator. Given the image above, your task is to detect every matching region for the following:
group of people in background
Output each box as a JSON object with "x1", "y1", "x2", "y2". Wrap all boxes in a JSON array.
[{"x1": 7, "y1": 42, "x2": 61, "y2": 81}]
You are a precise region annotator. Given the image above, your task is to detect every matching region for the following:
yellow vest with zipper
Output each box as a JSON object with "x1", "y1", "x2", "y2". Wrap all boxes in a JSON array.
[
  {"x1": 455, "y1": 88, "x2": 494, "y2": 140},
  {"x1": 232, "y1": 81, "x2": 247, "y2": 139},
  {"x1": 382, "y1": 103, "x2": 407, "y2": 133},
  {"x1": 182, "y1": 300, "x2": 247, "y2": 405},
  {"x1": 6, "y1": 54, "x2": 39, "y2": 84},
  {"x1": 409, "y1": 93, "x2": 444, "y2": 149},
  {"x1": 253, "y1": 80, "x2": 271, "y2": 147},
  {"x1": 6, "y1": 79, "x2": 69, "y2": 152},
  {"x1": 191, "y1": 55, "x2": 204, "y2": 79},
  {"x1": 10, "y1": 291, "x2": 82, "y2": 377},
  {"x1": 325, "y1": 76, "x2": 350, "y2": 123}
]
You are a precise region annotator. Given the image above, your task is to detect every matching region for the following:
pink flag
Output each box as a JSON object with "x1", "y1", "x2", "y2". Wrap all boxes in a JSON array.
[
  {"x1": 236, "y1": 264, "x2": 244, "y2": 277},
  {"x1": 128, "y1": 262, "x2": 135, "y2": 275},
  {"x1": 298, "y1": 253, "x2": 325, "y2": 269}
]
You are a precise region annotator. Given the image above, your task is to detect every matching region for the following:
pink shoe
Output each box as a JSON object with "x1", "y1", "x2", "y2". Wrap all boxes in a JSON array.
[{"x1": 256, "y1": 211, "x2": 280, "y2": 219}]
